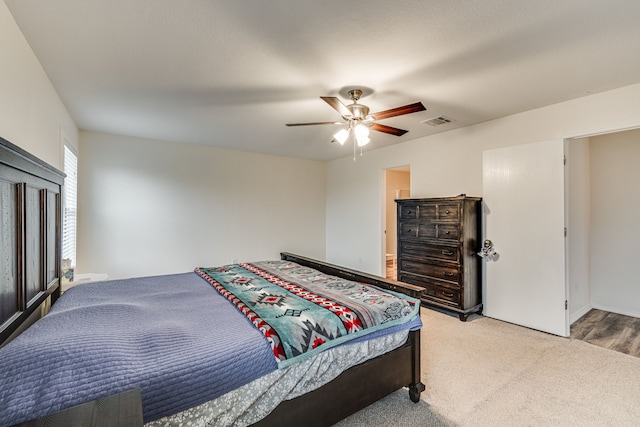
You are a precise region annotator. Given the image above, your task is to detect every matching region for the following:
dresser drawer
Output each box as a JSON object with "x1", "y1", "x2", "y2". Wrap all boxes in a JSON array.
[
  {"x1": 399, "y1": 222, "x2": 433, "y2": 239},
  {"x1": 399, "y1": 223, "x2": 459, "y2": 241},
  {"x1": 399, "y1": 222, "x2": 417, "y2": 238},
  {"x1": 399, "y1": 203, "x2": 420, "y2": 220},
  {"x1": 436, "y1": 224, "x2": 460, "y2": 241},
  {"x1": 399, "y1": 241, "x2": 460, "y2": 263},
  {"x1": 412, "y1": 203, "x2": 434, "y2": 221},
  {"x1": 398, "y1": 273, "x2": 461, "y2": 306},
  {"x1": 399, "y1": 259, "x2": 460, "y2": 284},
  {"x1": 413, "y1": 202, "x2": 460, "y2": 222},
  {"x1": 422, "y1": 283, "x2": 460, "y2": 305},
  {"x1": 401, "y1": 202, "x2": 461, "y2": 222},
  {"x1": 435, "y1": 203, "x2": 460, "y2": 222}
]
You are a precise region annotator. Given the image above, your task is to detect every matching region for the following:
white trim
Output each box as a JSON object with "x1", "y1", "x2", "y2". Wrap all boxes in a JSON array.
[
  {"x1": 564, "y1": 139, "x2": 570, "y2": 335},
  {"x1": 380, "y1": 168, "x2": 387, "y2": 277},
  {"x1": 570, "y1": 304, "x2": 592, "y2": 325},
  {"x1": 565, "y1": 123, "x2": 640, "y2": 326},
  {"x1": 565, "y1": 121, "x2": 640, "y2": 140},
  {"x1": 591, "y1": 303, "x2": 640, "y2": 319}
]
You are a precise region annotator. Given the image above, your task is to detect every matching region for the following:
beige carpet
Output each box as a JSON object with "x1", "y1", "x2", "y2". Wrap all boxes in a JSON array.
[{"x1": 336, "y1": 307, "x2": 640, "y2": 426}]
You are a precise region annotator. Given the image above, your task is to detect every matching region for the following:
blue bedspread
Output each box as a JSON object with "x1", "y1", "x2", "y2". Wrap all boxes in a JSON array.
[
  {"x1": 0, "y1": 272, "x2": 277, "y2": 425},
  {"x1": 0, "y1": 266, "x2": 421, "y2": 426}
]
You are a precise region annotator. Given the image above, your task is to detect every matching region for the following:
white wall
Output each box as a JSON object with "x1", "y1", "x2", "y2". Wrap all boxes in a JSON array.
[
  {"x1": 326, "y1": 83, "x2": 640, "y2": 277},
  {"x1": 567, "y1": 138, "x2": 591, "y2": 323},
  {"x1": 0, "y1": 1, "x2": 78, "y2": 167},
  {"x1": 590, "y1": 128, "x2": 640, "y2": 317},
  {"x1": 77, "y1": 131, "x2": 326, "y2": 279}
]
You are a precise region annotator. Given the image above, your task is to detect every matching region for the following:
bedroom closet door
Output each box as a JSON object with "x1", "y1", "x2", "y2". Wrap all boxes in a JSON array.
[{"x1": 482, "y1": 139, "x2": 568, "y2": 337}]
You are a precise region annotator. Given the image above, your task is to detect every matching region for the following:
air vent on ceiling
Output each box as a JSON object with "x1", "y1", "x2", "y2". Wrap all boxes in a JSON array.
[{"x1": 421, "y1": 116, "x2": 454, "y2": 126}]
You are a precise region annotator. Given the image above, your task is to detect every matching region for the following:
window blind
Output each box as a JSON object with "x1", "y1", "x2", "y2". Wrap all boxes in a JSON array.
[{"x1": 63, "y1": 146, "x2": 77, "y2": 268}]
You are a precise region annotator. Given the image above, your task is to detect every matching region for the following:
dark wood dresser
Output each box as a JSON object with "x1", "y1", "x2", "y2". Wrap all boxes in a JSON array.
[{"x1": 396, "y1": 196, "x2": 482, "y2": 321}]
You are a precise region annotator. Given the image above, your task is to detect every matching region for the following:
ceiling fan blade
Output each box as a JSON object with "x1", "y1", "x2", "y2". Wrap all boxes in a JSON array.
[
  {"x1": 370, "y1": 102, "x2": 426, "y2": 120},
  {"x1": 321, "y1": 96, "x2": 352, "y2": 118},
  {"x1": 285, "y1": 121, "x2": 344, "y2": 127},
  {"x1": 370, "y1": 123, "x2": 409, "y2": 136}
]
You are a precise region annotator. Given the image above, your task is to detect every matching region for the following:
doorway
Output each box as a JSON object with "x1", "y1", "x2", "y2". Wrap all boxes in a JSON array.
[
  {"x1": 567, "y1": 128, "x2": 640, "y2": 334},
  {"x1": 481, "y1": 128, "x2": 640, "y2": 337},
  {"x1": 383, "y1": 166, "x2": 410, "y2": 280}
]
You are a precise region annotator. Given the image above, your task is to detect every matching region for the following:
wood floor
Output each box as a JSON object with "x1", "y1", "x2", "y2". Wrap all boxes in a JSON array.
[{"x1": 571, "y1": 309, "x2": 640, "y2": 357}]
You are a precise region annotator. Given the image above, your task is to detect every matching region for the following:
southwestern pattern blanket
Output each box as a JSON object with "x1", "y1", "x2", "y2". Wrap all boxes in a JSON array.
[{"x1": 195, "y1": 260, "x2": 420, "y2": 368}]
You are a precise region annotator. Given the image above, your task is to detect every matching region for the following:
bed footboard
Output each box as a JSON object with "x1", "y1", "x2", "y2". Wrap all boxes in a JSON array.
[
  {"x1": 280, "y1": 252, "x2": 424, "y2": 299},
  {"x1": 253, "y1": 328, "x2": 423, "y2": 427}
]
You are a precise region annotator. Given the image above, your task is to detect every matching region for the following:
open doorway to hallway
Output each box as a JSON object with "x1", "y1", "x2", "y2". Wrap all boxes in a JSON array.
[
  {"x1": 383, "y1": 166, "x2": 410, "y2": 280},
  {"x1": 566, "y1": 127, "x2": 640, "y2": 345}
]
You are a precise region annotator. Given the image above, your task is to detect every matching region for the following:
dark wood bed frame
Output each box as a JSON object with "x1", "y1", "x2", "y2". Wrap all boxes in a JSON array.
[
  {"x1": 0, "y1": 136, "x2": 64, "y2": 346},
  {"x1": 0, "y1": 136, "x2": 425, "y2": 426}
]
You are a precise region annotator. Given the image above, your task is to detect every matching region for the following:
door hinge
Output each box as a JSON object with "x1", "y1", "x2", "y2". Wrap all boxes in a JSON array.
[
  {"x1": 564, "y1": 227, "x2": 567, "y2": 237},
  {"x1": 565, "y1": 300, "x2": 568, "y2": 310},
  {"x1": 563, "y1": 155, "x2": 567, "y2": 165}
]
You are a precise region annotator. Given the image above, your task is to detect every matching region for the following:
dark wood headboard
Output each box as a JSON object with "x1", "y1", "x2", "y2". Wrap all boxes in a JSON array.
[{"x1": 0, "y1": 136, "x2": 64, "y2": 345}]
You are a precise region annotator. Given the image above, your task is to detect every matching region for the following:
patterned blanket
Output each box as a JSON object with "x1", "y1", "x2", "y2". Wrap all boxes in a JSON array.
[{"x1": 196, "y1": 260, "x2": 420, "y2": 368}]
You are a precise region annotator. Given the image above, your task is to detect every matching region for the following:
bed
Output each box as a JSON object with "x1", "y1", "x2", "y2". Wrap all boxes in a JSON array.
[{"x1": 0, "y1": 136, "x2": 425, "y2": 426}]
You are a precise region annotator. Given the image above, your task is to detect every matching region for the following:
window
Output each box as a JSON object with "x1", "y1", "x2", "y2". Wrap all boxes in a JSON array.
[{"x1": 62, "y1": 146, "x2": 78, "y2": 271}]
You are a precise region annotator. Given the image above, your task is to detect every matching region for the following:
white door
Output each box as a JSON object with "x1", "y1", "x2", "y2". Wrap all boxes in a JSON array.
[{"x1": 483, "y1": 140, "x2": 568, "y2": 336}]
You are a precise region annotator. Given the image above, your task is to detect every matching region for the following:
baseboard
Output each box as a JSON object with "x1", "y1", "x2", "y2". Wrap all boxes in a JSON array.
[
  {"x1": 591, "y1": 303, "x2": 640, "y2": 319},
  {"x1": 570, "y1": 304, "x2": 592, "y2": 325}
]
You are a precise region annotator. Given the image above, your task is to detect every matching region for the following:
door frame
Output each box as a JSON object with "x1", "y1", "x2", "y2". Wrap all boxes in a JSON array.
[
  {"x1": 563, "y1": 139, "x2": 571, "y2": 335},
  {"x1": 562, "y1": 122, "x2": 640, "y2": 333},
  {"x1": 380, "y1": 165, "x2": 410, "y2": 278}
]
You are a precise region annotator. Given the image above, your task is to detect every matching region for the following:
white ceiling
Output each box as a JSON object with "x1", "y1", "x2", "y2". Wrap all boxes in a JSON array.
[{"x1": 6, "y1": 0, "x2": 640, "y2": 161}]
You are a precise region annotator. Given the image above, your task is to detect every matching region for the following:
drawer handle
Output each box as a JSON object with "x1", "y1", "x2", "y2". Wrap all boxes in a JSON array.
[
  {"x1": 445, "y1": 210, "x2": 450, "y2": 214},
  {"x1": 445, "y1": 231, "x2": 450, "y2": 235},
  {"x1": 442, "y1": 291, "x2": 454, "y2": 297},
  {"x1": 442, "y1": 250, "x2": 454, "y2": 256},
  {"x1": 443, "y1": 272, "x2": 455, "y2": 277}
]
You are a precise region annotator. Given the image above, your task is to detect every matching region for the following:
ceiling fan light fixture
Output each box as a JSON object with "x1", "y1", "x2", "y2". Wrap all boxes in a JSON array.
[
  {"x1": 333, "y1": 128, "x2": 350, "y2": 145},
  {"x1": 348, "y1": 103, "x2": 370, "y2": 119},
  {"x1": 356, "y1": 135, "x2": 370, "y2": 147},
  {"x1": 286, "y1": 89, "x2": 426, "y2": 160},
  {"x1": 354, "y1": 123, "x2": 370, "y2": 146}
]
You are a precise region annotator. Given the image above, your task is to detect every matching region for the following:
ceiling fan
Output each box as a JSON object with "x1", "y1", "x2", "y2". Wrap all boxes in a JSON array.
[{"x1": 286, "y1": 89, "x2": 426, "y2": 150}]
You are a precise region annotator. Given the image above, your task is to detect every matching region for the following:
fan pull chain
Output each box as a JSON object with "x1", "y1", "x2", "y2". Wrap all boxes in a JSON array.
[{"x1": 353, "y1": 135, "x2": 356, "y2": 161}]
